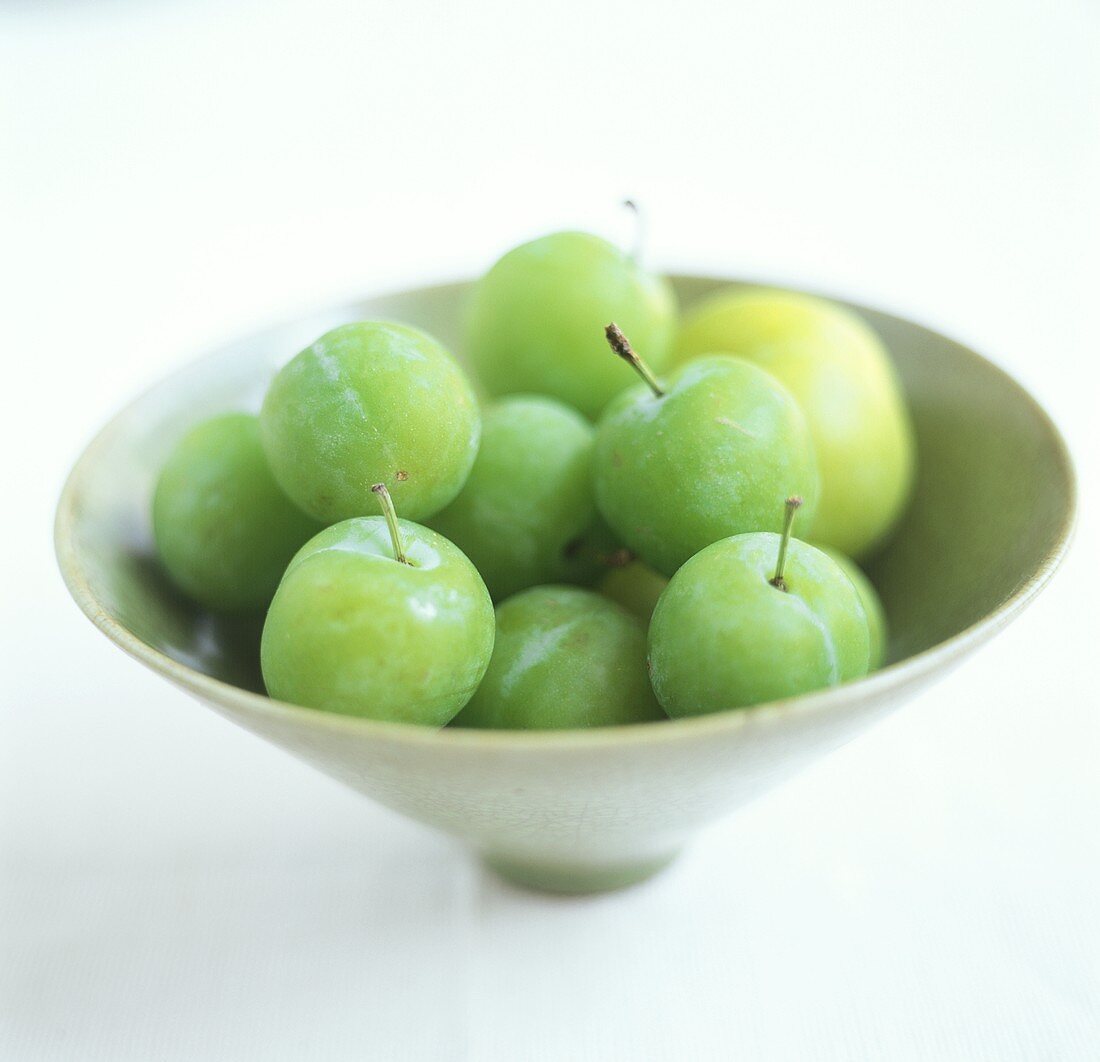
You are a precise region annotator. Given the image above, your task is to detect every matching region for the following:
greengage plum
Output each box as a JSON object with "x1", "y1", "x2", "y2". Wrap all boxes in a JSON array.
[
  {"x1": 454, "y1": 585, "x2": 664, "y2": 729},
  {"x1": 466, "y1": 231, "x2": 677, "y2": 420},
  {"x1": 261, "y1": 486, "x2": 494, "y2": 724},
  {"x1": 428, "y1": 395, "x2": 600, "y2": 600},
  {"x1": 594, "y1": 325, "x2": 820, "y2": 576},
  {"x1": 152, "y1": 412, "x2": 319, "y2": 611},
  {"x1": 648, "y1": 499, "x2": 871, "y2": 717},
  {"x1": 260, "y1": 321, "x2": 480, "y2": 523}
]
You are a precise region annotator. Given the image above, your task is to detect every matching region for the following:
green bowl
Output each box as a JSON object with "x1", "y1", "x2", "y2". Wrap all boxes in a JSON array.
[{"x1": 55, "y1": 276, "x2": 1076, "y2": 894}]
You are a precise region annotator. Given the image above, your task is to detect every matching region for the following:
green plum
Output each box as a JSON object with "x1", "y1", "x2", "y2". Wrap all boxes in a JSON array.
[
  {"x1": 454, "y1": 585, "x2": 665, "y2": 730},
  {"x1": 674, "y1": 287, "x2": 915, "y2": 558},
  {"x1": 594, "y1": 325, "x2": 820, "y2": 576},
  {"x1": 466, "y1": 231, "x2": 677, "y2": 420},
  {"x1": 648, "y1": 499, "x2": 871, "y2": 717},
  {"x1": 261, "y1": 486, "x2": 494, "y2": 724},
  {"x1": 260, "y1": 321, "x2": 480, "y2": 524},
  {"x1": 598, "y1": 560, "x2": 668, "y2": 626},
  {"x1": 152, "y1": 412, "x2": 320, "y2": 611},
  {"x1": 428, "y1": 395, "x2": 601, "y2": 600},
  {"x1": 820, "y1": 546, "x2": 888, "y2": 670}
]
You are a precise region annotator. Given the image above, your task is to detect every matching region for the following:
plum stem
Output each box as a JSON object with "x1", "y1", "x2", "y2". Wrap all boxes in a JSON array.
[
  {"x1": 769, "y1": 496, "x2": 803, "y2": 592},
  {"x1": 605, "y1": 322, "x2": 664, "y2": 398},
  {"x1": 371, "y1": 483, "x2": 409, "y2": 565},
  {"x1": 623, "y1": 198, "x2": 644, "y2": 264}
]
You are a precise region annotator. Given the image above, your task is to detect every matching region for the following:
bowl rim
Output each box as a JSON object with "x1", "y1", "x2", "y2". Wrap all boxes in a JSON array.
[{"x1": 54, "y1": 274, "x2": 1078, "y2": 750}]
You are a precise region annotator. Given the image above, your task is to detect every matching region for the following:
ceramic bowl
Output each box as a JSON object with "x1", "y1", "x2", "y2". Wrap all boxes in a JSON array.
[{"x1": 55, "y1": 276, "x2": 1076, "y2": 893}]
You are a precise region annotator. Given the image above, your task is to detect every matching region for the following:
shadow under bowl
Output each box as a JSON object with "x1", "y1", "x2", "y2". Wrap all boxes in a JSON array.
[{"x1": 55, "y1": 276, "x2": 1076, "y2": 893}]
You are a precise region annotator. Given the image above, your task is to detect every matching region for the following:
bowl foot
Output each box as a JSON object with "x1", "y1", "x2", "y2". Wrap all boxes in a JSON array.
[{"x1": 482, "y1": 848, "x2": 681, "y2": 895}]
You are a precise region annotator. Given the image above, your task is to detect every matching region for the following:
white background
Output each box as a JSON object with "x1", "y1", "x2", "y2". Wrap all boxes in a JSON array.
[{"x1": 2, "y1": 1, "x2": 1098, "y2": 1059}]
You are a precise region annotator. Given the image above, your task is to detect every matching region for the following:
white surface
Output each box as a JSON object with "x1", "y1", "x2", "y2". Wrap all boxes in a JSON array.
[{"x1": 2, "y1": 1, "x2": 1099, "y2": 1059}]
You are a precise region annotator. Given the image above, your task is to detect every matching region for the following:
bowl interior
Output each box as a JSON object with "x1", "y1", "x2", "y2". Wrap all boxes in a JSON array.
[{"x1": 59, "y1": 276, "x2": 1074, "y2": 703}]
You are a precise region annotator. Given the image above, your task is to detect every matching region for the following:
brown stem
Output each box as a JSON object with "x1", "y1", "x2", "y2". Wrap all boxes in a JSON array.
[{"x1": 604, "y1": 323, "x2": 664, "y2": 398}]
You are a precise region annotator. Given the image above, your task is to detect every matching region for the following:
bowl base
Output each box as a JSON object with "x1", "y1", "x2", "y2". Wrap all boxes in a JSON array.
[{"x1": 482, "y1": 848, "x2": 681, "y2": 895}]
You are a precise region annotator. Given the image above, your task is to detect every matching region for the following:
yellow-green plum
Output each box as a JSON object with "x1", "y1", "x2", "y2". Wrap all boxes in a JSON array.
[
  {"x1": 261, "y1": 487, "x2": 494, "y2": 724},
  {"x1": 453, "y1": 586, "x2": 665, "y2": 730},
  {"x1": 820, "y1": 546, "x2": 888, "y2": 670},
  {"x1": 152, "y1": 413, "x2": 320, "y2": 611},
  {"x1": 260, "y1": 321, "x2": 480, "y2": 523},
  {"x1": 594, "y1": 326, "x2": 820, "y2": 577},
  {"x1": 466, "y1": 231, "x2": 677, "y2": 420},
  {"x1": 648, "y1": 500, "x2": 871, "y2": 716},
  {"x1": 428, "y1": 395, "x2": 601, "y2": 600},
  {"x1": 598, "y1": 560, "x2": 668, "y2": 626},
  {"x1": 673, "y1": 288, "x2": 915, "y2": 558}
]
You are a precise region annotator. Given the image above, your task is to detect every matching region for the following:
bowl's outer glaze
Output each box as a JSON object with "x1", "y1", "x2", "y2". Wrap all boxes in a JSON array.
[{"x1": 56, "y1": 277, "x2": 1076, "y2": 893}]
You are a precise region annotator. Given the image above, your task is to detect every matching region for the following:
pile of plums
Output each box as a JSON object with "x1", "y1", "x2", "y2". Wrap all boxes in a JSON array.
[{"x1": 153, "y1": 228, "x2": 912, "y2": 728}]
